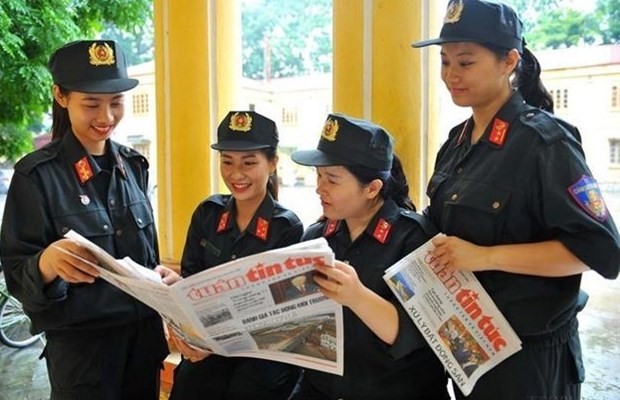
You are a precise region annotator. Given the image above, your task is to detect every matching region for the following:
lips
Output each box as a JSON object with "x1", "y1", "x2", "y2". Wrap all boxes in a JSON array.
[{"x1": 92, "y1": 126, "x2": 112, "y2": 135}]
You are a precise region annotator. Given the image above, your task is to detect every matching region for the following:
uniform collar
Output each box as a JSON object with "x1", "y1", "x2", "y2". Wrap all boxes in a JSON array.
[
  {"x1": 456, "y1": 91, "x2": 527, "y2": 149},
  {"x1": 323, "y1": 198, "x2": 401, "y2": 244},
  {"x1": 216, "y1": 193, "x2": 276, "y2": 241},
  {"x1": 59, "y1": 130, "x2": 128, "y2": 185}
]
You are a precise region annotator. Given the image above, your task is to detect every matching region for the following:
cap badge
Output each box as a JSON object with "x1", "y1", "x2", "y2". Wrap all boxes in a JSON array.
[
  {"x1": 321, "y1": 118, "x2": 339, "y2": 142},
  {"x1": 229, "y1": 112, "x2": 253, "y2": 132},
  {"x1": 88, "y1": 42, "x2": 115, "y2": 66},
  {"x1": 444, "y1": 0, "x2": 464, "y2": 24}
]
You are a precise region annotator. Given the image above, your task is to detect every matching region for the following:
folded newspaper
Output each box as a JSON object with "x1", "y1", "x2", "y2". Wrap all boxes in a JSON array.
[
  {"x1": 62, "y1": 230, "x2": 344, "y2": 376},
  {"x1": 383, "y1": 234, "x2": 522, "y2": 396}
]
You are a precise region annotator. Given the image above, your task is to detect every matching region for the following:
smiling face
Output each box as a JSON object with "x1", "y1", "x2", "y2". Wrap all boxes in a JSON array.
[
  {"x1": 53, "y1": 86, "x2": 125, "y2": 155},
  {"x1": 315, "y1": 165, "x2": 382, "y2": 221},
  {"x1": 440, "y1": 42, "x2": 518, "y2": 113},
  {"x1": 220, "y1": 150, "x2": 277, "y2": 206}
]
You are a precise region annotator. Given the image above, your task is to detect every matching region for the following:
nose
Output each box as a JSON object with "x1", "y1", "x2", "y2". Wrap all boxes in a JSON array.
[
  {"x1": 442, "y1": 65, "x2": 459, "y2": 84},
  {"x1": 97, "y1": 104, "x2": 114, "y2": 124}
]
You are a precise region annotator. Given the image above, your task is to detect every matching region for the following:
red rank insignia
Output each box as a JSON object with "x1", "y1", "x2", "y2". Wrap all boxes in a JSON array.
[
  {"x1": 74, "y1": 157, "x2": 94, "y2": 184},
  {"x1": 489, "y1": 118, "x2": 509, "y2": 147},
  {"x1": 324, "y1": 220, "x2": 339, "y2": 237},
  {"x1": 372, "y1": 218, "x2": 391, "y2": 244},
  {"x1": 216, "y1": 212, "x2": 230, "y2": 233},
  {"x1": 255, "y1": 217, "x2": 269, "y2": 241}
]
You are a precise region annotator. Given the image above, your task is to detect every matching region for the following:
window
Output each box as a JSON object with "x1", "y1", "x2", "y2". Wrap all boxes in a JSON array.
[
  {"x1": 612, "y1": 85, "x2": 619, "y2": 110},
  {"x1": 609, "y1": 139, "x2": 620, "y2": 164},
  {"x1": 281, "y1": 107, "x2": 298, "y2": 125},
  {"x1": 132, "y1": 93, "x2": 150, "y2": 116},
  {"x1": 549, "y1": 88, "x2": 569, "y2": 110}
]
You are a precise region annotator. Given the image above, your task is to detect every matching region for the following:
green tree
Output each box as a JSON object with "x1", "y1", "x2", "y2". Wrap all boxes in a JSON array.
[
  {"x1": 0, "y1": 0, "x2": 151, "y2": 160},
  {"x1": 597, "y1": 0, "x2": 620, "y2": 43},
  {"x1": 527, "y1": 8, "x2": 598, "y2": 49},
  {"x1": 242, "y1": 0, "x2": 332, "y2": 79}
]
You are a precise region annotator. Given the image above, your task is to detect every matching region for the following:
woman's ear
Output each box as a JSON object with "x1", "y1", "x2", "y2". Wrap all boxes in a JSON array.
[
  {"x1": 365, "y1": 179, "x2": 384, "y2": 199},
  {"x1": 505, "y1": 49, "x2": 521, "y2": 76},
  {"x1": 52, "y1": 85, "x2": 69, "y2": 108}
]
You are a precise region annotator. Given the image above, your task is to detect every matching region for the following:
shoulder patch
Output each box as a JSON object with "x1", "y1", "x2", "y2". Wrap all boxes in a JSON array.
[
  {"x1": 568, "y1": 175, "x2": 608, "y2": 222},
  {"x1": 14, "y1": 147, "x2": 58, "y2": 175},
  {"x1": 400, "y1": 208, "x2": 438, "y2": 237},
  {"x1": 205, "y1": 194, "x2": 231, "y2": 207},
  {"x1": 520, "y1": 109, "x2": 577, "y2": 144},
  {"x1": 119, "y1": 145, "x2": 149, "y2": 168}
]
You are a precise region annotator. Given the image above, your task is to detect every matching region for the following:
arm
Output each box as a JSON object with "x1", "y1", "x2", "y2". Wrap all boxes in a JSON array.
[
  {"x1": 430, "y1": 235, "x2": 589, "y2": 277},
  {"x1": 313, "y1": 261, "x2": 399, "y2": 345}
]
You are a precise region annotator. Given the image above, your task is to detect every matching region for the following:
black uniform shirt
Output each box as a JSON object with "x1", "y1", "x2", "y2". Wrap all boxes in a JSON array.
[
  {"x1": 425, "y1": 91, "x2": 620, "y2": 336},
  {"x1": 180, "y1": 193, "x2": 303, "y2": 277},
  {"x1": 301, "y1": 199, "x2": 441, "y2": 399},
  {"x1": 0, "y1": 131, "x2": 159, "y2": 333}
]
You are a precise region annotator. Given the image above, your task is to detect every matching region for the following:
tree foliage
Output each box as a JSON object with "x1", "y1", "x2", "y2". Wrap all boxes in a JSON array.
[
  {"x1": 241, "y1": 0, "x2": 332, "y2": 79},
  {"x1": 0, "y1": 0, "x2": 151, "y2": 160}
]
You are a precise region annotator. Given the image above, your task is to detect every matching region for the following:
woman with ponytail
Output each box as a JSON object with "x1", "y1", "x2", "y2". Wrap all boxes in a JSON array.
[
  {"x1": 168, "y1": 111, "x2": 303, "y2": 400},
  {"x1": 412, "y1": 0, "x2": 620, "y2": 398},
  {"x1": 290, "y1": 113, "x2": 449, "y2": 399}
]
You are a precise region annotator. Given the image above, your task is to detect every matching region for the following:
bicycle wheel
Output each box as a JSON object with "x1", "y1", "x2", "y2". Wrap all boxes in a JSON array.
[{"x1": 0, "y1": 295, "x2": 41, "y2": 348}]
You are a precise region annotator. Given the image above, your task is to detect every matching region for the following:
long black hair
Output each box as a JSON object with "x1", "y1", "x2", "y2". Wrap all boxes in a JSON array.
[
  {"x1": 51, "y1": 86, "x2": 71, "y2": 140},
  {"x1": 262, "y1": 147, "x2": 280, "y2": 200},
  {"x1": 344, "y1": 154, "x2": 416, "y2": 211}
]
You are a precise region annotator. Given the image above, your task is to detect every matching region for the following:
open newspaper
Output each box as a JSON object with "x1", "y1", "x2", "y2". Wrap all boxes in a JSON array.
[
  {"x1": 383, "y1": 234, "x2": 522, "y2": 396},
  {"x1": 62, "y1": 230, "x2": 344, "y2": 376}
]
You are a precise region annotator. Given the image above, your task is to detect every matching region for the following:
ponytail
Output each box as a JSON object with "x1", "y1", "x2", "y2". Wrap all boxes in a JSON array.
[
  {"x1": 51, "y1": 86, "x2": 71, "y2": 140},
  {"x1": 514, "y1": 47, "x2": 554, "y2": 113},
  {"x1": 345, "y1": 154, "x2": 416, "y2": 212}
]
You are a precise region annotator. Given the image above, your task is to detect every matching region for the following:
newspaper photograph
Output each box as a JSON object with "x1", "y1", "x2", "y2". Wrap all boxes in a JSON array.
[
  {"x1": 383, "y1": 234, "x2": 522, "y2": 395},
  {"x1": 62, "y1": 230, "x2": 344, "y2": 376}
]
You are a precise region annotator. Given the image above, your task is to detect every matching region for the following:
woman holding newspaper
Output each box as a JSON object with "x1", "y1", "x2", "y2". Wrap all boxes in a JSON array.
[
  {"x1": 0, "y1": 40, "x2": 178, "y2": 399},
  {"x1": 168, "y1": 111, "x2": 304, "y2": 400},
  {"x1": 412, "y1": 0, "x2": 620, "y2": 399},
  {"x1": 289, "y1": 113, "x2": 450, "y2": 399}
]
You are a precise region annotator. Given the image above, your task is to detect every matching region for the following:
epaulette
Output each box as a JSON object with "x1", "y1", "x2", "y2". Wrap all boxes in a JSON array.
[
  {"x1": 205, "y1": 194, "x2": 230, "y2": 207},
  {"x1": 14, "y1": 146, "x2": 58, "y2": 175},
  {"x1": 399, "y1": 208, "x2": 437, "y2": 237},
  {"x1": 273, "y1": 206, "x2": 302, "y2": 225},
  {"x1": 118, "y1": 145, "x2": 149, "y2": 168},
  {"x1": 520, "y1": 109, "x2": 579, "y2": 145}
]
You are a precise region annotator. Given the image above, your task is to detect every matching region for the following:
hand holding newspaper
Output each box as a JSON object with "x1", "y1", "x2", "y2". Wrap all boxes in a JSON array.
[
  {"x1": 62, "y1": 230, "x2": 344, "y2": 375},
  {"x1": 383, "y1": 234, "x2": 522, "y2": 396}
]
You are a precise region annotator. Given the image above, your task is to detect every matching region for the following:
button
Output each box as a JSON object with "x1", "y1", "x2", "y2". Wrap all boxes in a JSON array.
[
  {"x1": 116, "y1": 229, "x2": 123, "y2": 236},
  {"x1": 102, "y1": 224, "x2": 109, "y2": 230},
  {"x1": 61, "y1": 227, "x2": 69, "y2": 234},
  {"x1": 456, "y1": 167, "x2": 463, "y2": 174},
  {"x1": 137, "y1": 218, "x2": 143, "y2": 224},
  {"x1": 110, "y1": 199, "x2": 116, "y2": 206},
  {"x1": 343, "y1": 260, "x2": 350, "y2": 264},
  {"x1": 492, "y1": 201, "x2": 500, "y2": 210},
  {"x1": 451, "y1": 193, "x2": 458, "y2": 201},
  {"x1": 525, "y1": 112, "x2": 535, "y2": 119},
  {"x1": 403, "y1": 210, "x2": 411, "y2": 214},
  {"x1": 231, "y1": 255, "x2": 237, "y2": 260}
]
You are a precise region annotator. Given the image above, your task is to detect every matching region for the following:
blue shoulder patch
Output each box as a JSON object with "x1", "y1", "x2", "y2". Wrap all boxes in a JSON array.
[{"x1": 568, "y1": 175, "x2": 608, "y2": 222}]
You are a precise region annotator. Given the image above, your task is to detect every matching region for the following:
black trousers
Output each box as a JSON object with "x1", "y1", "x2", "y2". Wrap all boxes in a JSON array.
[
  {"x1": 43, "y1": 316, "x2": 169, "y2": 400},
  {"x1": 169, "y1": 355, "x2": 301, "y2": 400},
  {"x1": 455, "y1": 317, "x2": 583, "y2": 400}
]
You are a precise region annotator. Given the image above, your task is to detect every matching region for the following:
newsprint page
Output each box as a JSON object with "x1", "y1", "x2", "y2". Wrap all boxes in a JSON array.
[
  {"x1": 383, "y1": 235, "x2": 522, "y2": 396},
  {"x1": 62, "y1": 230, "x2": 344, "y2": 376}
]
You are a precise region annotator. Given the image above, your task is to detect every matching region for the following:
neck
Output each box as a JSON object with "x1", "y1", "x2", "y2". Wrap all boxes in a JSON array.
[
  {"x1": 345, "y1": 198, "x2": 384, "y2": 242},
  {"x1": 471, "y1": 88, "x2": 513, "y2": 143},
  {"x1": 235, "y1": 193, "x2": 266, "y2": 231}
]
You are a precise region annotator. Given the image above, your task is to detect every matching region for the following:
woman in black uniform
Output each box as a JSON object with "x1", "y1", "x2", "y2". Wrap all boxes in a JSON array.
[
  {"x1": 412, "y1": 1, "x2": 620, "y2": 398},
  {"x1": 290, "y1": 113, "x2": 449, "y2": 400},
  {"x1": 0, "y1": 40, "x2": 175, "y2": 399},
  {"x1": 168, "y1": 111, "x2": 304, "y2": 400}
]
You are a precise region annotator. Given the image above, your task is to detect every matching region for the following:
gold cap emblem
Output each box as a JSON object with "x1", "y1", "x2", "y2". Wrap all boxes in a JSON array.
[
  {"x1": 229, "y1": 112, "x2": 253, "y2": 132},
  {"x1": 88, "y1": 42, "x2": 115, "y2": 66},
  {"x1": 321, "y1": 118, "x2": 339, "y2": 142},
  {"x1": 444, "y1": 0, "x2": 464, "y2": 24}
]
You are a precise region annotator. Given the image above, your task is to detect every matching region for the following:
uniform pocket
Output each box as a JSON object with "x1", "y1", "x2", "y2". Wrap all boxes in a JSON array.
[
  {"x1": 128, "y1": 201, "x2": 154, "y2": 229},
  {"x1": 53, "y1": 209, "x2": 114, "y2": 238},
  {"x1": 441, "y1": 181, "x2": 511, "y2": 245}
]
